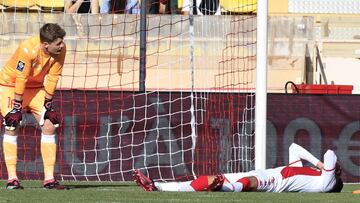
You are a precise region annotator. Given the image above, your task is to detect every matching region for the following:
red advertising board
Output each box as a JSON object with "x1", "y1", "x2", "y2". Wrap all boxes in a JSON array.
[{"x1": 0, "y1": 91, "x2": 359, "y2": 183}]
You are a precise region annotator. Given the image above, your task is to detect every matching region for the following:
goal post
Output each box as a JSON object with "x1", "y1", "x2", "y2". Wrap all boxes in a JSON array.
[{"x1": 255, "y1": 0, "x2": 268, "y2": 170}]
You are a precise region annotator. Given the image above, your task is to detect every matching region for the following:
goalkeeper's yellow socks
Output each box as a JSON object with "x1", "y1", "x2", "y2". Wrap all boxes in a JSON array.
[
  {"x1": 41, "y1": 134, "x2": 57, "y2": 181},
  {"x1": 3, "y1": 134, "x2": 18, "y2": 180}
]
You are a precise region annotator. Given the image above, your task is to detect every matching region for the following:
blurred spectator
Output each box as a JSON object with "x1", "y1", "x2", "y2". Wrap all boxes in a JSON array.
[
  {"x1": 125, "y1": 0, "x2": 141, "y2": 14},
  {"x1": 159, "y1": 0, "x2": 180, "y2": 14},
  {"x1": 100, "y1": 0, "x2": 111, "y2": 13},
  {"x1": 181, "y1": 0, "x2": 220, "y2": 15},
  {"x1": 125, "y1": 0, "x2": 168, "y2": 14},
  {"x1": 64, "y1": 0, "x2": 100, "y2": 36},
  {"x1": 64, "y1": 0, "x2": 100, "y2": 13},
  {"x1": 135, "y1": 0, "x2": 171, "y2": 14},
  {"x1": 100, "y1": 0, "x2": 170, "y2": 14},
  {"x1": 100, "y1": 0, "x2": 126, "y2": 14}
]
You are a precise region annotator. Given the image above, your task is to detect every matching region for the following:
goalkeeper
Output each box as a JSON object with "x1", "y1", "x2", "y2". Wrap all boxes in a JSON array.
[
  {"x1": 134, "y1": 143, "x2": 343, "y2": 193},
  {"x1": 0, "y1": 23, "x2": 67, "y2": 190}
]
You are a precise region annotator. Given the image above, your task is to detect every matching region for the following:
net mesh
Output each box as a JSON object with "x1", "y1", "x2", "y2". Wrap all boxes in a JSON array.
[{"x1": 0, "y1": 0, "x2": 257, "y2": 181}]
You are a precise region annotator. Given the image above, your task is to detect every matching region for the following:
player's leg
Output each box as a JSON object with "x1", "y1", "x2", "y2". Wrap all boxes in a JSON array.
[
  {"x1": 206, "y1": 174, "x2": 225, "y2": 191},
  {"x1": 189, "y1": 175, "x2": 217, "y2": 191},
  {"x1": 133, "y1": 169, "x2": 157, "y2": 191},
  {"x1": 218, "y1": 175, "x2": 257, "y2": 192},
  {"x1": 27, "y1": 88, "x2": 67, "y2": 190},
  {"x1": 133, "y1": 169, "x2": 217, "y2": 192},
  {"x1": 0, "y1": 85, "x2": 23, "y2": 189},
  {"x1": 232, "y1": 176, "x2": 257, "y2": 192},
  {"x1": 155, "y1": 175, "x2": 220, "y2": 192}
]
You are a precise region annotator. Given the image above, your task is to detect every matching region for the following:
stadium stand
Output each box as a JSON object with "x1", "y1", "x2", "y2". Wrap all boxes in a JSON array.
[
  {"x1": 0, "y1": 0, "x2": 38, "y2": 10},
  {"x1": 36, "y1": 0, "x2": 64, "y2": 11},
  {"x1": 220, "y1": 0, "x2": 257, "y2": 13},
  {"x1": 0, "y1": 0, "x2": 64, "y2": 11},
  {"x1": 0, "y1": 0, "x2": 36, "y2": 8}
]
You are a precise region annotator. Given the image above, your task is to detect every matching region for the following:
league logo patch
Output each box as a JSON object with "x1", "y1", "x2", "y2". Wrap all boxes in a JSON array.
[{"x1": 16, "y1": 61, "x2": 25, "y2": 72}]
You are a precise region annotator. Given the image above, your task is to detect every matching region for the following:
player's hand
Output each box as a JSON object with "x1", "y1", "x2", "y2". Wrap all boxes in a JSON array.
[
  {"x1": 4, "y1": 100, "x2": 23, "y2": 131},
  {"x1": 316, "y1": 161, "x2": 324, "y2": 170},
  {"x1": 39, "y1": 98, "x2": 59, "y2": 128}
]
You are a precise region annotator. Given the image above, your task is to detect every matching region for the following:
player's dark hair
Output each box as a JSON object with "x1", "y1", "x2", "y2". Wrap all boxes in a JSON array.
[
  {"x1": 40, "y1": 23, "x2": 66, "y2": 43},
  {"x1": 328, "y1": 178, "x2": 343, "y2": 193}
]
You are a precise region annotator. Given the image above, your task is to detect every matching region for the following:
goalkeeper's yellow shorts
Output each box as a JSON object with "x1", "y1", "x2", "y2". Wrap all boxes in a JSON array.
[{"x1": 0, "y1": 85, "x2": 45, "y2": 117}]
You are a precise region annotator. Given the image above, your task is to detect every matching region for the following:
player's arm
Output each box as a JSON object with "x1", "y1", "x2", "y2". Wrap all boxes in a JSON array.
[
  {"x1": 44, "y1": 48, "x2": 65, "y2": 97},
  {"x1": 181, "y1": 0, "x2": 190, "y2": 15},
  {"x1": 91, "y1": 0, "x2": 99, "y2": 14},
  {"x1": 14, "y1": 46, "x2": 32, "y2": 98},
  {"x1": 39, "y1": 47, "x2": 66, "y2": 127},
  {"x1": 322, "y1": 150, "x2": 337, "y2": 172},
  {"x1": 64, "y1": 0, "x2": 84, "y2": 13},
  {"x1": 321, "y1": 150, "x2": 339, "y2": 192},
  {"x1": 288, "y1": 143, "x2": 323, "y2": 169},
  {"x1": 4, "y1": 47, "x2": 32, "y2": 130}
]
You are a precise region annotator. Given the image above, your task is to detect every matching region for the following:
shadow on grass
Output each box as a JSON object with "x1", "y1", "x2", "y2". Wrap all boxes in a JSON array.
[{"x1": 65, "y1": 183, "x2": 136, "y2": 189}]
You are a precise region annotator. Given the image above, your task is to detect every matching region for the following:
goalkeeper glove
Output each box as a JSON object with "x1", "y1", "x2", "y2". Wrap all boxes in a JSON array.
[
  {"x1": 4, "y1": 99, "x2": 23, "y2": 131},
  {"x1": 39, "y1": 98, "x2": 59, "y2": 128}
]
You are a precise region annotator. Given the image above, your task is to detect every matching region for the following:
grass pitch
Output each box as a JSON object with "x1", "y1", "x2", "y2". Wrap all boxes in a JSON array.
[{"x1": 0, "y1": 181, "x2": 359, "y2": 203}]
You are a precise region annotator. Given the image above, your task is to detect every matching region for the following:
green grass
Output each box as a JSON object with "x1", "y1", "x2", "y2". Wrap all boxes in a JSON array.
[{"x1": 0, "y1": 181, "x2": 358, "y2": 203}]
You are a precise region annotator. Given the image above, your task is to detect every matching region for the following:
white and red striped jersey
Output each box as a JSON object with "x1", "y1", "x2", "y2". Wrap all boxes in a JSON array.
[{"x1": 224, "y1": 143, "x2": 338, "y2": 193}]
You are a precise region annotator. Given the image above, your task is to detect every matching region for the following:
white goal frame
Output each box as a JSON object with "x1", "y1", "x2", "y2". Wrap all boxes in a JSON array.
[{"x1": 255, "y1": 0, "x2": 268, "y2": 170}]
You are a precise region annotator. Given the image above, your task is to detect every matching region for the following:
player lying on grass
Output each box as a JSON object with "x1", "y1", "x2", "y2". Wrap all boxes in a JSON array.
[{"x1": 134, "y1": 143, "x2": 343, "y2": 193}]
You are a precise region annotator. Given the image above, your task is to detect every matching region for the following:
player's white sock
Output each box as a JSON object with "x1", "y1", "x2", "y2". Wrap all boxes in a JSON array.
[
  {"x1": 155, "y1": 181, "x2": 195, "y2": 192},
  {"x1": 220, "y1": 182, "x2": 235, "y2": 192},
  {"x1": 232, "y1": 182, "x2": 244, "y2": 192},
  {"x1": 3, "y1": 134, "x2": 18, "y2": 180}
]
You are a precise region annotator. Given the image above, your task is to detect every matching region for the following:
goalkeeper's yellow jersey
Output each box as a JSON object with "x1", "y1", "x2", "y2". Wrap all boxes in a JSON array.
[{"x1": 0, "y1": 36, "x2": 66, "y2": 96}]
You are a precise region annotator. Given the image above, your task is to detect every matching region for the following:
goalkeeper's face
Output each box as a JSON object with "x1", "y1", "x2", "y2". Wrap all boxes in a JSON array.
[{"x1": 44, "y1": 38, "x2": 65, "y2": 56}]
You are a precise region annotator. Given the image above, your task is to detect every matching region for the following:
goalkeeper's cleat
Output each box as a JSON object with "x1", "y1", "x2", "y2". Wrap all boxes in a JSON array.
[
  {"x1": 6, "y1": 179, "x2": 24, "y2": 190},
  {"x1": 206, "y1": 174, "x2": 225, "y2": 191},
  {"x1": 133, "y1": 169, "x2": 157, "y2": 191},
  {"x1": 43, "y1": 179, "x2": 69, "y2": 190}
]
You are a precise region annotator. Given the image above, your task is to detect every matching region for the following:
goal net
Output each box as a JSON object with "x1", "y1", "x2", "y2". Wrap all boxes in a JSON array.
[{"x1": 0, "y1": 0, "x2": 259, "y2": 181}]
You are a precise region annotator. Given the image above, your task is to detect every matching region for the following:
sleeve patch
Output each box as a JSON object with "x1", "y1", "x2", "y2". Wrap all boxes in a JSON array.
[{"x1": 16, "y1": 61, "x2": 25, "y2": 72}]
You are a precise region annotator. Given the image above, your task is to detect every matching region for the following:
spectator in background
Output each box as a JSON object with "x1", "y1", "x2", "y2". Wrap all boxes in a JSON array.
[
  {"x1": 100, "y1": 0, "x2": 169, "y2": 14},
  {"x1": 100, "y1": 0, "x2": 140, "y2": 14},
  {"x1": 181, "y1": 0, "x2": 220, "y2": 15},
  {"x1": 64, "y1": 0, "x2": 100, "y2": 13},
  {"x1": 100, "y1": 0, "x2": 110, "y2": 13},
  {"x1": 64, "y1": 0, "x2": 100, "y2": 36},
  {"x1": 100, "y1": 0, "x2": 126, "y2": 14},
  {"x1": 125, "y1": 0, "x2": 141, "y2": 14},
  {"x1": 159, "y1": 0, "x2": 180, "y2": 14}
]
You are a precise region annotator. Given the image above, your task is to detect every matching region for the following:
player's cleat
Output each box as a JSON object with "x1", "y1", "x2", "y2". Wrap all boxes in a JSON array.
[
  {"x1": 353, "y1": 189, "x2": 360, "y2": 194},
  {"x1": 206, "y1": 174, "x2": 225, "y2": 191},
  {"x1": 133, "y1": 169, "x2": 157, "y2": 191},
  {"x1": 43, "y1": 179, "x2": 69, "y2": 190},
  {"x1": 6, "y1": 179, "x2": 24, "y2": 190}
]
